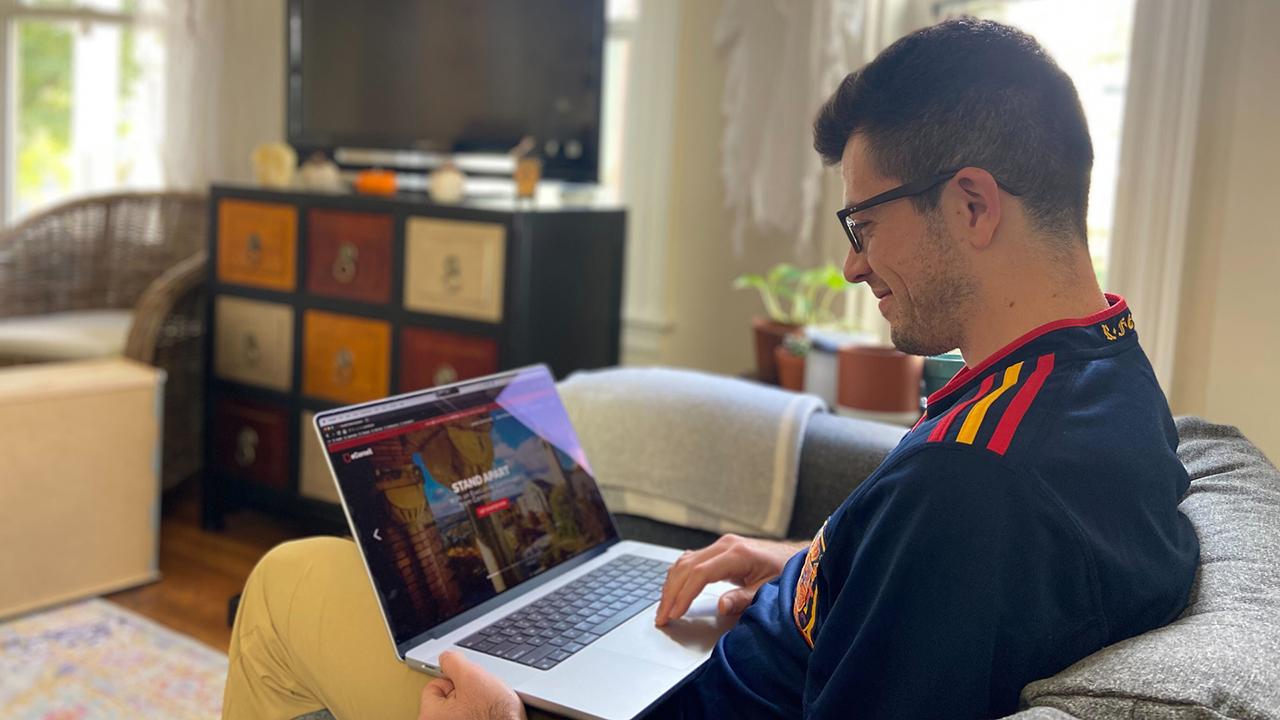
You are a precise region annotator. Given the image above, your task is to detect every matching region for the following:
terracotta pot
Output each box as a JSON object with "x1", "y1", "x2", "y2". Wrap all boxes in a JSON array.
[
  {"x1": 774, "y1": 345, "x2": 806, "y2": 391},
  {"x1": 751, "y1": 317, "x2": 801, "y2": 384},
  {"x1": 837, "y1": 345, "x2": 925, "y2": 412}
]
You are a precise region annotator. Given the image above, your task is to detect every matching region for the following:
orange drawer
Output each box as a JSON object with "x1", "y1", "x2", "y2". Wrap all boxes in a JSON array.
[
  {"x1": 305, "y1": 209, "x2": 394, "y2": 304},
  {"x1": 400, "y1": 326, "x2": 498, "y2": 392},
  {"x1": 214, "y1": 397, "x2": 290, "y2": 489},
  {"x1": 217, "y1": 199, "x2": 298, "y2": 291},
  {"x1": 302, "y1": 310, "x2": 391, "y2": 404}
]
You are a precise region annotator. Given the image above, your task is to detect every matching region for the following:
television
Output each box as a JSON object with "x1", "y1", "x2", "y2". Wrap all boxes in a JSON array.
[{"x1": 286, "y1": 0, "x2": 606, "y2": 183}]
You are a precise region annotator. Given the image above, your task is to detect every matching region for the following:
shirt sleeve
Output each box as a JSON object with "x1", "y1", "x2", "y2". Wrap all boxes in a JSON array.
[{"x1": 801, "y1": 445, "x2": 1104, "y2": 720}]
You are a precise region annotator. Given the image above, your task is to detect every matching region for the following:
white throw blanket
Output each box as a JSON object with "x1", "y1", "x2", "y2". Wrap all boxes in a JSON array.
[{"x1": 559, "y1": 367, "x2": 826, "y2": 539}]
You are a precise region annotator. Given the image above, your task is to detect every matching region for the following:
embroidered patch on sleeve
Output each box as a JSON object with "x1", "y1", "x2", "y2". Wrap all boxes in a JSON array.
[{"x1": 793, "y1": 520, "x2": 827, "y2": 647}]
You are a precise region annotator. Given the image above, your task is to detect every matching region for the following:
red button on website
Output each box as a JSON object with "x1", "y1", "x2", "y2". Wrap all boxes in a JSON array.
[{"x1": 475, "y1": 498, "x2": 511, "y2": 518}]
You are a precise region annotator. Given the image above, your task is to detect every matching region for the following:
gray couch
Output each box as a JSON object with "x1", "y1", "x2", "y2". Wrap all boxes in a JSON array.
[{"x1": 300, "y1": 414, "x2": 1280, "y2": 719}]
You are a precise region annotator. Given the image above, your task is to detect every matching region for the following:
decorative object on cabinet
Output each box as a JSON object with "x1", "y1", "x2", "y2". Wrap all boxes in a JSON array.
[
  {"x1": 427, "y1": 160, "x2": 466, "y2": 204},
  {"x1": 0, "y1": 192, "x2": 208, "y2": 492},
  {"x1": 251, "y1": 142, "x2": 297, "y2": 188},
  {"x1": 203, "y1": 184, "x2": 626, "y2": 530}
]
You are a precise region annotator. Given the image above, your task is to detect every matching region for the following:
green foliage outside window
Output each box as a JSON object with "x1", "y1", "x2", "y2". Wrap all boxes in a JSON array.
[{"x1": 17, "y1": 21, "x2": 73, "y2": 207}]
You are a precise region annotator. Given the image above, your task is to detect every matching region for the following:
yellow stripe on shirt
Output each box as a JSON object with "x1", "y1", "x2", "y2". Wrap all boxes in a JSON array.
[{"x1": 957, "y1": 361, "x2": 1024, "y2": 444}]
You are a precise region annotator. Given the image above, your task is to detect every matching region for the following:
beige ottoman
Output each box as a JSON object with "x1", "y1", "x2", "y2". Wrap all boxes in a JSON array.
[{"x1": 0, "y1": 358, "x2": 163, "y2": 619}]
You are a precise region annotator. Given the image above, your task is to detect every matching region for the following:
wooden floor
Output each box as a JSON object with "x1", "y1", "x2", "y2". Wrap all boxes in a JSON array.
[{"x1": 107, "y1": 481, "x2": 311, "y2": 652}]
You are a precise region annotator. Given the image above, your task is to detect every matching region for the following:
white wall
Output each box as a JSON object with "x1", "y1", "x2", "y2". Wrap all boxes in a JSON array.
[{"x1": 1171, "y1": 0, "x2": 1280, "y2": 461}]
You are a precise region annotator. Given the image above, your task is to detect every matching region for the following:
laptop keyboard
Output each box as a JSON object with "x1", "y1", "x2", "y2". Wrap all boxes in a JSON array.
[{"x1": 455, "y1": 554, "x2": 671, "y2": 670}]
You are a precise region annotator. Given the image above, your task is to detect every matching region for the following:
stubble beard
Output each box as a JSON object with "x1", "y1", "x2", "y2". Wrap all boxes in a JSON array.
[{"x1": 887, "y1": 212, "x2": 977, "y2": 357}]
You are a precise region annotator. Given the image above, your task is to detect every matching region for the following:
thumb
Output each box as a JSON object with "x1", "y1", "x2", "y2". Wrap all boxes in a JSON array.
[
  {"x1": 718, "y1": 586, "x2": 757, "y2": 616},
  {"x1": 438, "y1": 650, "x2": 474, "y2": 681}
]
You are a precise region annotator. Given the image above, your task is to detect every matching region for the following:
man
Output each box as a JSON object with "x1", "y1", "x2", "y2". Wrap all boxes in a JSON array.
[{"x1": 223, "y1": 19, "x2": 1199, "y2": 720}]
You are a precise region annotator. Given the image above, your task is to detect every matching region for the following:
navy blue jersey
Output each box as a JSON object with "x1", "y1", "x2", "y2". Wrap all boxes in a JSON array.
[{"x1": 660, "y1": 295, "x2": 1199, "y2": 720}]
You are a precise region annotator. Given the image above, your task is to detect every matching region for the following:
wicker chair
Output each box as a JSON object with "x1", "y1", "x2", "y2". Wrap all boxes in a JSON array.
[{"x1": 0, "y1": 192, "x2": 209, "y2": 490}]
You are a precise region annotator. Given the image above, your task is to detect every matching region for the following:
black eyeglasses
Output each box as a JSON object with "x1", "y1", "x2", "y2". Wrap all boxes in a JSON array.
[{"x1": 836, "y1": 169, "x2": 1023, "y2": 253}]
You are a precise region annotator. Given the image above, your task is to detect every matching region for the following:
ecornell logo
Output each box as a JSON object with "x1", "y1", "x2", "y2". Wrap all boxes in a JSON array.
[{"x1": 343, "y1": 448, "x2": 374, "y2": 463}]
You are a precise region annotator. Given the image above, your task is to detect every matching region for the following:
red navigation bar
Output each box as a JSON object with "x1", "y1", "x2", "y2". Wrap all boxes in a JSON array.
[{"x1": 325, "y1": 402, "x2": 501, "y2": 452}]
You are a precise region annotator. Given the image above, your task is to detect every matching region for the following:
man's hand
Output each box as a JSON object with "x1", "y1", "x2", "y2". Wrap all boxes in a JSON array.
[
  {"x1": 419, "y1": 651, "x2": 525, "y2": 720},
  {"x1": 655, "y1": 534, "x2": 808, "y2": 626}
]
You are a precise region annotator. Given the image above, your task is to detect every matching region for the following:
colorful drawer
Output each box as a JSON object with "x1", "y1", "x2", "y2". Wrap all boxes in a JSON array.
[
  {"x1": 216, "y1": 199, "x2": 298, "y2": 291},
  {"x1": 214, "y1": 397, "x2": 290, "y2": 489},
  {"x1": 299, "y1": 410, "x2": 342, "y2": 504},
  {"x1": 306, "y1": 208, "x2": 394, "y2": 304},
  {"x1": 403, "y1": 217, "x2": 506, "y2": 322},
  {"x1": 400, "y1": 326, "x2": 498, "y2": 392},
  {"x1": 213, "y1": 296, "x2": 294, "y2": 392},
  {"x1": 302, "y1": 310, "x2": 391, "y2": 404}
]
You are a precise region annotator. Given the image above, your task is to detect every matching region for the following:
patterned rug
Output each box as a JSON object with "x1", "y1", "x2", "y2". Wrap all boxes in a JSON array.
[{"x1": 0, "y1": 598, "x2": 227, "y2": 720}]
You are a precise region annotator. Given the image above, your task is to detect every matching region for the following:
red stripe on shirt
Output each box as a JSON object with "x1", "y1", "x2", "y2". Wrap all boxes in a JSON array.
[
  {"x1": 987, "y1": 353, "x2": 1056, "y2": 455},
  {"x1": 929, "y1": 374, "x2": 996, "y2": 443}
]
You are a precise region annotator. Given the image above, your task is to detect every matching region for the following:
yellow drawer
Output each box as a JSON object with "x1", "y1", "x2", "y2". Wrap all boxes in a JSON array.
[
  {"x1": 217, "y1": 199, "x2": 298, "y2": 291},
  {"x1": 299, "y1": 410, "x2": 341, "y2": 504},
  {"x1": 213, "y1": 295, "x2": 294, "y2": 392},
  {"x1": 302, "y1": 310, "x2": 391, "y2": 404},
  {"x1": 403, "y1": 217, "x2": 506, "y2": 322}
]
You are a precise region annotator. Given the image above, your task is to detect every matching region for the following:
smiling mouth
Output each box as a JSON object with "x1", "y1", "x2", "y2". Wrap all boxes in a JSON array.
[{"x1": 873, "y1": 290, "x2": 893, "y2": 300}]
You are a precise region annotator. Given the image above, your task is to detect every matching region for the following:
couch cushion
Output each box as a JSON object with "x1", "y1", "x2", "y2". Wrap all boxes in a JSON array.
[
  {"x1": 0, "y1": 310, "x2": 133, "y2": 361},
  {"x1": 1021, "y1": 417, "x2": 1280, "y2": 719}
]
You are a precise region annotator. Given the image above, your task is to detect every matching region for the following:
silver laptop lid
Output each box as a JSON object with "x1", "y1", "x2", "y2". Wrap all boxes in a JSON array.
[{"x1": 315, "y1": 365, "x2": 619, "y2": 654}]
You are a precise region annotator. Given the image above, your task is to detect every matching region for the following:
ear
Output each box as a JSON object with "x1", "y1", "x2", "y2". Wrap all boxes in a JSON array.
[{"x1": 945, "y1": 167, "x2": 1002, "y2": 250}]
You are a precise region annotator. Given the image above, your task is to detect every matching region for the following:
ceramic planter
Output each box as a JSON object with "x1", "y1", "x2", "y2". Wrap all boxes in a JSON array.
[
  {"x1": 774, "y1": 345, "x2": 806, "y2": 391},
  {"x1": 837, "y1": 345, "x2": 925, "y2": 413},
  {"x1": 751, "y1": 317, "x2": 800, "y2": 384}
]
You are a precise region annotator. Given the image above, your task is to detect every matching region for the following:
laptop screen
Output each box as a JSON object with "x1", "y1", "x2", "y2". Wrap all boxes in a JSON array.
[{"x1": 317, "y1": 365, "x2": 618, "y2": 646}]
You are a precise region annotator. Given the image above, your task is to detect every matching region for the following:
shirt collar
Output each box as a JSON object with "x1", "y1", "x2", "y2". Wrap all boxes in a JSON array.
[{"x1": 926, "y1": 293, "x2": 1134, "y2": 412}]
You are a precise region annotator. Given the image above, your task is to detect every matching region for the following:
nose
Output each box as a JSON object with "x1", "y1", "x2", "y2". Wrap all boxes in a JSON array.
[{"x1": 843, "y1": 245, "x2": 872, "y2": 284}]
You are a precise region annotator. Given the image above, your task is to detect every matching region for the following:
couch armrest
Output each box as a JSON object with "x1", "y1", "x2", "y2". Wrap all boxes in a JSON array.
[
  {"x1": 124, "y1": 249, "x2": 206, "y2": 364},
  {"x1": 784, "y1": 412, "x2": 906, "y2": 540}
]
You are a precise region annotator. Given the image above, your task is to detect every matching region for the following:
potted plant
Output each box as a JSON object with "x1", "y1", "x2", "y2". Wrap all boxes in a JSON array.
[
  {"x1": 775, "y1": 333, "x2": 809, "y2": 391},
  {"x1": 734, "y1": 262, "x2": 849, "y2": 383}
]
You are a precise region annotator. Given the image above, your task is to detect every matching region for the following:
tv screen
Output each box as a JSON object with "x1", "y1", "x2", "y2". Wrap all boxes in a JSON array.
[{"x1": 287, "y1": 0, "x2": 605, "y2": 182}]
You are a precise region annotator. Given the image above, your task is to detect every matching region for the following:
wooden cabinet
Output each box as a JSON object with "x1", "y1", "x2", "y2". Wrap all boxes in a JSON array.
[
  {"x1": 403, "y1": 217, "x2": 506, "y2": 322},
  {"x1": 213, "y1": 296, "x2": 294, "y2": 392},
  {"x1": 214, "y1": 397, "x2": 290, "y2": 489},
  {"x1": 400, "y1": 325, "x2": 498, "y2": 392},
  {"x1": 305, "y1": 208, "x2": 394, "y2": 304},
  {"x1": 299, "y1": 410, "x2": 341, "y2": 504},
  {"x1": 204, "y1": 184, "x2": 625, "y2": 531},
  {"x1": 302, "y1": 310, "x2": 391, "y2": 404},
  {"x1": 216, "y1": 199, "x2": 297, "y2": 291}
]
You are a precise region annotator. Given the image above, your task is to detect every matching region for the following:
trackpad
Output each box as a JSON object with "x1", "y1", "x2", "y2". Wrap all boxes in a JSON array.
[{"x1": 595, "y1": 593, "x2": 735, "y2": 670}]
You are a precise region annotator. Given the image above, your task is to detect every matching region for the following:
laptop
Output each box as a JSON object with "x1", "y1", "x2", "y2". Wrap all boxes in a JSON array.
[{"x1": 314, "y1": 364, "x2": 736, "y2": 720}]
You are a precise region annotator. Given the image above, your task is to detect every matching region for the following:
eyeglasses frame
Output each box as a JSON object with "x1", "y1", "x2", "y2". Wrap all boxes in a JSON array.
[{"x1": 836, "y1": 169, "x2": 1023, "y2": 253}]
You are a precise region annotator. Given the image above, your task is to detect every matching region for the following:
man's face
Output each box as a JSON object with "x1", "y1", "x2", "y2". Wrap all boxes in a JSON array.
[{"x1": 840, "y1": 136, "x2": 975, "y2": 356}]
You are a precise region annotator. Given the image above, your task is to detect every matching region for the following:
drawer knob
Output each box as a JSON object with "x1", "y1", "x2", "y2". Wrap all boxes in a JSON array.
[
  {"x1": 333, "y1": 242, "x2": 359, "y2": 284},
  {"x1": 433, "y1": 363, "x2": 459, "y2": 386},
  {"x1": 243, "y1": 332, "x2": 261, "y2": 366},
  {"x1": 443, "y1": 253, "x2": 463, "y2": 295},
  {"x1": 334, "y1": 348, "x2": 355, "y2": 385},
  {"x1": 245, "y1": 232, "x2": 263, "y2": 267},
  {"x1": 235, "y1": 426, "x2": 259, "y2": 468}
]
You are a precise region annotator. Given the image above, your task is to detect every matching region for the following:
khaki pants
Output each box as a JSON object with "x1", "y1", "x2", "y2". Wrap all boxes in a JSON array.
[{"x1": 222, "y1": 537, "x2": 563, "y2": 720}]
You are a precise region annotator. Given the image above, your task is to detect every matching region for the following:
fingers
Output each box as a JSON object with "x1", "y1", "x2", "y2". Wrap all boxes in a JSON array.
[
  {"x1": 424, "y1": 676, "x2": 456, "y2": 699},
  {"x1": 657, "y1": 537, "x2": 758, "y2": 625},
  {"x1": 437, "y1": 650, "x2": 472, "y2": 681},
  {"x1": 718, "y1": 586, "x2": 757, "y2": 616}
]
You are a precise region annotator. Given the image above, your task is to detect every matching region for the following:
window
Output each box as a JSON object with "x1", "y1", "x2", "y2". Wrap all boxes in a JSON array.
[
  {"x1": 937, "y1": 0, "x2": 1136, "y2": 289},
  {"x1": 2, "y1": 0, "x2": 164, "y2": 223},
  {"x1": 599, "y1": 0, "x2": 638, "y2": 199}
]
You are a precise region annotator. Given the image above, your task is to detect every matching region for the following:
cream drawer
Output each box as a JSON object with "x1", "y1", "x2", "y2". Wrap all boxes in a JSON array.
[
  {"x1": 214, "y1": 295, "x2": 294, "y2": 392},
  {"x1": 403, "y1": 217, "x2": 506, "y2": 322},
  {"x1": 299, "y1": 410, "x2": 341, "y2": 504}
]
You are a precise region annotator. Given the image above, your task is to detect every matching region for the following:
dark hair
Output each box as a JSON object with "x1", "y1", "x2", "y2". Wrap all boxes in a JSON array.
[{"x1": 813, "y1": 18, "x2": 1093, "y2": 243}]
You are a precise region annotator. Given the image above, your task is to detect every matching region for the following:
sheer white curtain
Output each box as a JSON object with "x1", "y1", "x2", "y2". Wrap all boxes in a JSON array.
[
  {"x1": 155, "y1": 0, "x2": 285, "y2": 190},
  {"x1": 715, "y1": 0, "x2": 929, "y2": 258},
  {"x1": 1107, "y1": 0, "x2": 1212, "y2": 392}
]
